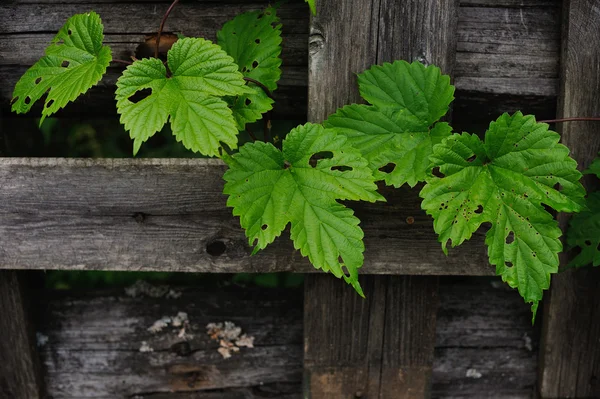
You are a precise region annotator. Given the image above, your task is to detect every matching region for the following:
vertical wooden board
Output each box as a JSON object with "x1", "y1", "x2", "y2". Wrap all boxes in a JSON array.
[
  {"x1": 305, "y1": 1, "x2": 458, "y2": 397},
  {"x1": 0, "y1": 271, "x2": 42, "y2": 399},
  {"x1": 539, "y1": 0, "x2": 600, "y2": 397}
]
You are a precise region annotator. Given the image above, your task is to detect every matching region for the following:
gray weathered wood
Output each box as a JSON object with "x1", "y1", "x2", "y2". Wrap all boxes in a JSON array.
[
  {"x1": 0, "y1": 271, "x2": 43, "y2": 399},
  {"x1": 0, "y1": 157, "x2": 493, "y2": 275},
  {"x1": 305, "y1": 0, "x2": 458, "y2": 397},
  {"x1": 37, "y1": 278, "x2": 537, "y2": 398},
  {"x1": 538, "y1": 1, "x2": 600, "y2": 397},
  {"x1": 0, "y1": 0, "x2": 560, "y2": 119}
]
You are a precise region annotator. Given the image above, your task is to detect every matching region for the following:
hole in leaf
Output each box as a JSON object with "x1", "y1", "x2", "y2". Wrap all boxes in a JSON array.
[
  {"x1": 255, "y1": 38, "x2": 261, "y2": 44},
  {"x1": 206, "y1": 240, "x2": 226, "y2": 256},
  {"x1": 506, "y1": 231, "x2": 515, "y2": 244},
  {"x1": 331, "y1": 165, "x2": 352, "y2": 172},
  {"x1": 261, "y1": 224, "x2": 268, "y2": 231},
  {"x1": 585, "y1": 240, "x2": 592, "y2": 246},
  {"x1": 524, "y1": 193, "x2": 529, "y2": 198},
  {"x1": 553, "y1": 182, "x2": 562, "y2": 191},
  {"x1": 24, "y1": 96, "x2": 31, "y2": 105},
  {"x1": 252, "y1": 60, "x2": 259, "y2": 68},
  {"x1": 61, "y1": 60, "x2": 70, "y2": 68},
  {"x1": 46, "y1": 99, "x2": 54, "y2": 108},
  {"x1": 68, "y1": 29, "x2": 72, "y2": 35},
  {"x1": 129, "y1": 88, "x2": 152, "y2": 104},
  {"x1": 245, "y1": 98, "x2": 251, "y2": 106},
  {"x1": 242, "y1": 67, "x2": 248, "y2": 73},
  {"x1": 542, "y1": 203, "x2": 553, "y2": 214},
  {"x1": 474, "y1": 205, "x2": 483, "y2": 214},
  {"x1": 341, "y1": 265, "x2": 351, "y2": 278},
  {"x1": 378, "y1": 163, "x2": 395, "y2": 173},
  {"x1": 532, "y1": 252, "x2": 536, "y2": 257},
  {"x1": 505, "y1": 261, "x2": 513, "y2": 268},
  {"x1": 232, "y1": 31, "x2": 236, "y2": 35},
  {"x1": 309, "y1": 151, "x2": 334, "y2": 166},
  {"x1": 35, "y1": 77, "x2": 42, "y2": 85},
  {"x1": 432, "y1": 167, "x2": 445, "y2": 178},
  {"x1": 466, "y1": 154, "x2": 477, "y2": 162},
  {"x1": 10, "y1": 96, "x2": 19, "y2": 105}
]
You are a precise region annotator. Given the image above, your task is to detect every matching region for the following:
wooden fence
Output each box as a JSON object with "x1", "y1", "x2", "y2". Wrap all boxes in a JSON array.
[{"x1": 1, "y1": 0, "x2": 599, "y2": 397}]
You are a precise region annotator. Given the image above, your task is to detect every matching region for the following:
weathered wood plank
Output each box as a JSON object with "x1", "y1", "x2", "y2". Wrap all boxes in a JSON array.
[
  {"x1": 539, "y1": 1, "x2": 600, "y2": 397},
  {"x1": 0, "y1": 271, "x2": 43, "y2": 399},
  {"x1": 0, "y1": 158, "x2": 492, "y2": 275},
  {"x1": 37, "y1": 278, "x2": 537, "y2": 398},
  {"x1": 305, "y1": 0, "x2": 457, "y2": 397}
]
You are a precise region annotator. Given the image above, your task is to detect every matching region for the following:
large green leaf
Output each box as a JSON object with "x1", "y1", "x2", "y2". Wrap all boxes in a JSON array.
[
  {"x1": 217, "y1": 7, "x2": 282, "y2": 130},
  {"x1": 223, "y1": 123, "x2": 384, "y2": 294},
  {"x1": 568, "y1": 153, "x2": 600, "y2": 267},
  {"x1": 115, "y1": 38, "x2": 249, "y2": 156},
  {"x1": 420, "y1": 112, "x2": 586, "y2": 317},
  {"x1": 325, "y1": 61, "x2": 454, "y2": 187},
  {"x1": 11, "y1": 12, "x2": 112, "y2": 124}
]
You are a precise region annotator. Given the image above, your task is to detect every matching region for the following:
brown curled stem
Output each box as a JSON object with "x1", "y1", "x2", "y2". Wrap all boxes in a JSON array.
[
  {"x1": 243, "y1": 77, "x2": 273, "y2": 100},
  {"x1": 156, "y1": 0, "x2": 181, "y2": 59},
  {"x1": 111, "y1": 59, "x2": 133, "y2": 66}
]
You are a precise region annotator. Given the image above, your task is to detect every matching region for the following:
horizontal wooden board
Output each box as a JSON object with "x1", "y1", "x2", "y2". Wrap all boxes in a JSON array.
[
  {"x1": 0, "y1": 158, "x2": 492, "y2": 275},
  {"x1": 36, "y1": 278, "x2": 536, "y2": 398}
]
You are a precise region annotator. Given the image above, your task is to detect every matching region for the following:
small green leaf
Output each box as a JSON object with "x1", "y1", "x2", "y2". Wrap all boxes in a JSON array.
[
  {"x1": 11, "y1": 12, "x2": 112, "y2": 124},
  {"x1": 420, "y1": 112, "x2": 586, "y2": 315},
  {"x1": 116, "y1": 38, "x2": 248, "y2": 156},
  {"x1": 306, "y1": 0, "x2": 317, "y2": 15},
  {"x1": 326, "y1": 61, "x2": 454, "y2": 187},
  {"x1": 568, "y1": 153, "x2": 600, "y2": 267},
  {"x1": 217, "y1": 7, "x2": 282, "y2": 130},
  {"x1": 358, "y1": 60, "x2": 454, "y2": 123},
  {"x1": 223, "y1": 123, "x2": 384, "y2": 294}
]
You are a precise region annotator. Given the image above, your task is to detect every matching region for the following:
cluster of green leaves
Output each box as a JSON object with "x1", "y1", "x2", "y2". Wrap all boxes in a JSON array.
[
  {"x1": 11, "y1": 7, "x2": 283, "y2": 157},
  {"x1": 568, "y1": 154, "x2": 600, "y2": 267},
  {"x1": 11, "y1": 8, "x2": 596, "y2": 316}
]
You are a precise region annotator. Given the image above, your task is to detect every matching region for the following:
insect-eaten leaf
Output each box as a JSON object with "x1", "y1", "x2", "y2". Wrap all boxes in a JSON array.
[
  {"x1": 420, "y1": 112, "x2": 586, "y2": 320},
  {"x1": 116, "y1": 37, "x2": 251, "y2": 156},
  {"x1": 325, "y1": 61, "x2": 455, "y2": 188},
  {"x1": 223, "y1": 123, "x2": 385, "y2": 295},
  {"x1": 11, "y1": 12, "x2": 112, "y2": 125},
  {"x1": 568, "y1": 153, "x2": 600, "y2": 267},
  {"x1": 217, "y1": 6, "x2": 282, "y2": 131}
]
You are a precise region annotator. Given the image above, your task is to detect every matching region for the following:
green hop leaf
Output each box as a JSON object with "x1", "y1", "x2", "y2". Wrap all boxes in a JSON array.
[
  {"x1": 568, "y1": 154, "x2": 600, "y2": 267},
  {"x1": 217, "y1": 7, "x2": 282, "y2": 131},
  {"x1": 325, "y1": 61, "x2": 454, "y2": 187},
  {"x1": 223, "y1": 123, "x2": 384, "y2": 294},
  {"x1": 11, "y1": 12, "x2": 112, "y2": 125},
  {"x1": 115, "y1": 37, "x2": 249, "y2": 156},
  {"x1": 420, "y1": 112, "x2": 586, "y2": 317},
  {"x1": 306, "y1": 0, "x2": 317, "y2": 15}
]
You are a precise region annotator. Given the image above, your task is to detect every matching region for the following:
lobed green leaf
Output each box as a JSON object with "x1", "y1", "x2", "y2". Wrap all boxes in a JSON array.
[
  {"x1": 11, "y1": 12, "x2": 112, "y2": 124},
  {"x1": 217, "y1": 7, "x2": 282, "y2": 130},
  {"x1": 420, "y1": 112, "x2": 586, "y2": 318},
  {"x1": 223, "y1": 123, "x2": 384, "y2": 295},
  {"x1": 115, "y1": 38, "x2": 248, "y2": 156},
  {"x1": 325, "y1": 61, "x2": 454, "y2": 187}
]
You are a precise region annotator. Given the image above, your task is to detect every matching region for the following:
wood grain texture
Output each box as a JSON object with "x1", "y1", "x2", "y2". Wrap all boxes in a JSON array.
[
  {"x1": 539, "y1": 1, "x2": 600, "y2": 397},
  {"x1": 36, "y1": 278, "x2": 537, "y2": 398},
  {"x1": 0, "y1": 158, "x2": 493, "y2": 275},
  {"x1": 0, "y1": 0, "x2": 560, "y2": 119},
  {"x1": 0, "y1": 271, "x2": 43, "y2": 399},
  {"x1": 305, "y1": 0, "x2": 458, "y2": 397}
]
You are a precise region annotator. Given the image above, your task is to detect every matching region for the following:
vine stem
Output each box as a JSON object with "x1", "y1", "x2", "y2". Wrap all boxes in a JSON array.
[
  {"x1": 111, "y1": 59, "x2": 133, "y2": 66},
  {"x1": 538, "y1": 117, "x2": 600, "y2": 123},
  {"x1": 155, "y1": 0, "x2": 181, "y2": 59},
  {"x1": 246, "y1": 127, "x2": 258, "y2": 142},
  {"x1": 243, "y1": 77, "x2": 274, "y2": 99}
]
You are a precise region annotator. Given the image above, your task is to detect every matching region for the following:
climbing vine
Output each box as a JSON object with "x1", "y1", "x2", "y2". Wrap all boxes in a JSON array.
[{"x1": 10, "y1": 3, "x2": 599, "y2": 319}]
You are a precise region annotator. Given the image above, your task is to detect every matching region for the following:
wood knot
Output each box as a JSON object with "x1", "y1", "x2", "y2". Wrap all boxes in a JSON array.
[
  {"x1": 206, "y1": 239, "x2": 227, "y2": 256},
  {"x1": 309, "y1": 32, "x2": 325, "y2": 56},
  {"x1": 133, "y1": 212, "x2": 146, "y2": 224}
]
